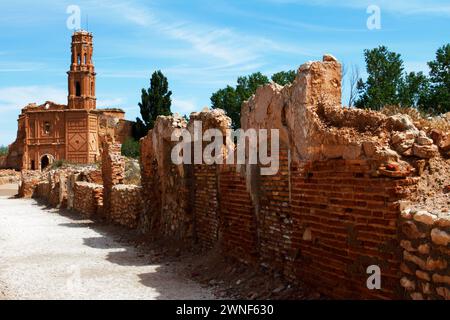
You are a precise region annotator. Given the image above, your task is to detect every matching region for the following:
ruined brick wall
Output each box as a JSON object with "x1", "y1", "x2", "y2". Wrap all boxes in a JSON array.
[
  {"x1": 139, "y1": 116, "x2": 192, "y2": 239},
  {"x1": 101, "y1": 142, "x2": 125, "y2": 217},
  {"x1": 110, "y1": 185, "x2": 143, "y2": 228},
  {"x1": 286, "y1": 160, "x2": 418, "y2": 299},
  {"x1": 18, "y1": 171, "x2": 42, "y2": 198},
  {"x1": 0, "y1": 156, "x2": 6, "y2": 169},
  {"x1": 218, "y1": 166, "x2": 258, "y2": 264},
  {"x1": 399, "y1": 209, "x2": 450, "y2": 300},
  {"x1": 73, "y1": 182, "x2": 103, "y2": 217},
  {"x1": 34, "y1": 181, "x2": 51, "y2": 202},
  {"x1": 0, "y1": 170, "x2": 20, "y2": 185},
  {"x1": 258, "y1": 147, "x2": 293, "y2": 273},
  {"x1": 193, "y1": 164, "x2": 219, "y2": 249},
  {"x1": 6, "y1": 114, "x2": 26, "y2": 170},
  {"x1": 136, "y1": 55, "x2": 450, "y2": 299}
]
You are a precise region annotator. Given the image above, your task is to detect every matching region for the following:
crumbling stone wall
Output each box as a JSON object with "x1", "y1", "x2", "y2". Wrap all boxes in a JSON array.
[
  {"x1": 110, "y1": 185, "x2": 143, "y2": 228},
  {"x1": 399, "y1": 209, "x2": 450, "y2": 300},
  {"x1": 140, "y1": 116, "x2": 192, "y2": 239},
  {"x1": 137, "y1": 54, "x2": 449, "y2": 299},
  {"x1": 73, "y1": 182, "x2": 103, "y2": 217},
  {"x1": 0, "y1": 170, "x2": 20, "y2": 185},
  {"x1": 34, "y1": 180, "x2": 51, "y2": 202},
  {"x1": 101, "y1": 142, "x2": 125, "y2": 218},
  {"x1": 18, "y1": 171, "x2": 42, "y2": 198},
  {"x1": 16, "y1": 140, "x2": 141, "y2": 229},
  {"x1": 0, "y1": 156, "x2": 6, "y2": 169}
]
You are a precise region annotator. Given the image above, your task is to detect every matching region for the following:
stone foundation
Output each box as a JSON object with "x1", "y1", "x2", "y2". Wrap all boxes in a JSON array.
[
  {"x1": 399, "y1": 209, "x2": 450, "y2": 300},
  {"x1": 110, "y1": 185, "x2": 143, "y2": 228},
  {"x1": 73, "y1": 182, "x2": 103, "y2": 217}
]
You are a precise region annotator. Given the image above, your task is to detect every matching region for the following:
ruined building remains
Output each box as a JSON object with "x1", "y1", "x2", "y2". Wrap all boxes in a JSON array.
[
  {"x1": 16, "y1": 54, "x2": 450, "y2": 300},
  {"x1": 4, "y1": 31, "x2": 131, "y2": 170}
]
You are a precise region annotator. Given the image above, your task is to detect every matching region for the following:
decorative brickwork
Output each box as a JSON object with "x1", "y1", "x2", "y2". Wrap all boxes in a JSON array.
[{"x1": 4, "y1": 31, "x2": 132, "y2": 171}]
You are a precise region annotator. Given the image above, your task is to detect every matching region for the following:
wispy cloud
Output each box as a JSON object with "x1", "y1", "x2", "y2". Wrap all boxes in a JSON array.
[
  {"x1": 172, "y1": 98, "x2": 198, "y2": 115},
  {"x1": 267, "y1": 0, "x2": 450, "y2": 16},
  {"x1": 0, "y1": 86, "x2": 66, "y2": 112},
  {"x1": 0, "y1": 61, "x2": 46, "y2": 73},
  {"x1": 99, "y1": 0, "x2": 313, "y2": 71}
]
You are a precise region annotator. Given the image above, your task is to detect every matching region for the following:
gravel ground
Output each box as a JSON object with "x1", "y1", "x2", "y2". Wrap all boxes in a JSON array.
[{"x1": 0, "y1": 184, "x2": 215, "y2": 300}]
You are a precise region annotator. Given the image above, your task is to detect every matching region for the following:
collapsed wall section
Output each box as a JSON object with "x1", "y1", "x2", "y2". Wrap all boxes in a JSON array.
[
  {"x1": 137, "y1": 54, "x2": 449, "y2": 299},
  {"x1": 110, "y1": 184, "x2": 143, "y2": 228},
  {"x1": 73, "y1": 182, "x2": 103, "y2": 217},
  {"x1": 139, "y1": 116, "x2": 192, "y2": 239},
  {"x1": 17, "y1": 140, "x2": 141, "y2": 228},
  {"x1": 0, "y1": 170, "x2": 20, "y2": 185},
  {"x1": 101, "y1": 142, "x2": 125, "y2": 217}
]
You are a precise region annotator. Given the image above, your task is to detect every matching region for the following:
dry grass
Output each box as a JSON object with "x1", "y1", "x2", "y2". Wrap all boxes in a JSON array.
[
  {"x1": 124, "y1": 158, "x2": 141, "y2": 186},
  {"x1": 380, "y1": 105, "x2": 450, "y2": 133}
]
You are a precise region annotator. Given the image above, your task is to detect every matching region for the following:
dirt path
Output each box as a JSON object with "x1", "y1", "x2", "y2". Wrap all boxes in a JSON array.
[{"x1": 0, "y1": 184, "x2": 215, "y2": 300}]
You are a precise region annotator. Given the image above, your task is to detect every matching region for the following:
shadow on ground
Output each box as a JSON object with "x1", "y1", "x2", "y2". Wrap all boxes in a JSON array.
[{"x1": 28, "y1": 201, "x2": 213, "y2": 299}]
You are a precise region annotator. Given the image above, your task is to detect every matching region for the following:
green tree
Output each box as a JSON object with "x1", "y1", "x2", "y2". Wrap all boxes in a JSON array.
[
  {"x1": 211, "y1": 86, "x2": 239, "y2": 128},
  {"x1": 133, "y1": 70, "x2": 172, "y2": 139},
  {"x1": 425, "y1": 44, "x2": 450, "y2": 114},
  {"x1": 398, "y1": 72, "x2": 430, "y2": 108},
  {"x1": 0, "y1": 145, "x2": 8, "y2": 156},
  {"x1": 235, "y1": 72, "x2": 270, "y2": 102},
  {"x1": 121, "y1": 138, "x2": 140, "y2": 159},
  {"x1": 356, "y1": 46, "x2": 404, "y2": 110},
  {"x1": 211, "y1": 72, "x2": 269, "y2": 128},
  {"x1": 271, "y1": 70, "x2": 296, "y2": 86}
]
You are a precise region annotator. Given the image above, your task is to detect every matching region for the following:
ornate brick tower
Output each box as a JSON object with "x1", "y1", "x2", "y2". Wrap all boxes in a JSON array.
[{"x1": 67, "y1": 30, "x2": 96, "y2": 110}]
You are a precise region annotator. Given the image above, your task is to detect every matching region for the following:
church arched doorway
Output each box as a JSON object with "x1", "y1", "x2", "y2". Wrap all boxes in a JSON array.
[{"x1": 40, "y1": 154, "x2": 54, "y2": 171}]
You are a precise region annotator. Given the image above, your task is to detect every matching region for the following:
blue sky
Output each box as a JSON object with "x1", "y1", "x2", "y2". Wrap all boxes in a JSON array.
[{"x1": 0, "y1": 0, "x2": 449, "y2": 146}]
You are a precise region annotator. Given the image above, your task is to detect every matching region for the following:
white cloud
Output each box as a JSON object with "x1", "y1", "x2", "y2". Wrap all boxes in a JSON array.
[
  {"x1": 172, "y1": 98, "x2": 198, "y2": 115},
  {"x1": 0, "y1": 86, "x2": 66, "y2": 113},
  {"x1": 100, "y1": 0, "x2": 313, "y2": 70},
  {"x1": 0, "y1": 61, "x2": 46, "y2": 73},
  {"x1": 267, "y1": 0, "x2": 450, "y2": 16}
]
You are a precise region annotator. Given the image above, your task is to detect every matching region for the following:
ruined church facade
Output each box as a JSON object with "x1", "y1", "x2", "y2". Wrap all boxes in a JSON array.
[{"x1": 5, "y1": 31, "x2": 131, "y2": 170}]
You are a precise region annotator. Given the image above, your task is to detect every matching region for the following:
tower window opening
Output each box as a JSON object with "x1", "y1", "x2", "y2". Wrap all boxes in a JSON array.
[
  {"x1": 76, "y1": 82, "x2": 81, "y2": 97},
  {"x1": 77, "y1": 55, "x2": 81, "y2": 65},
  {"x1": 43, "y1": 122, "x2": 51, "y2": 135},
  {"x1": 91, "y1": 82, "x2": 94, "y2": 95},
  {"x1": 84, "y1": 54, "x2": 87, "y2": 65}
]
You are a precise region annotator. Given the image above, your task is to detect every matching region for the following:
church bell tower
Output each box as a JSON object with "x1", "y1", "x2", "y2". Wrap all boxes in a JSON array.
[{"x1": 67, "y1": 30, "x2": 96, "y2": 110}]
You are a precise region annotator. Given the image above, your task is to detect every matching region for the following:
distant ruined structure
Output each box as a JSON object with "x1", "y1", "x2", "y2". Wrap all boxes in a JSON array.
[
  {"x1": 8, "y1": 52, "x2": 450, "y2": 299},
  {"x1": 4, "y1": 31, "x2": 132, "y2": 170}
]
